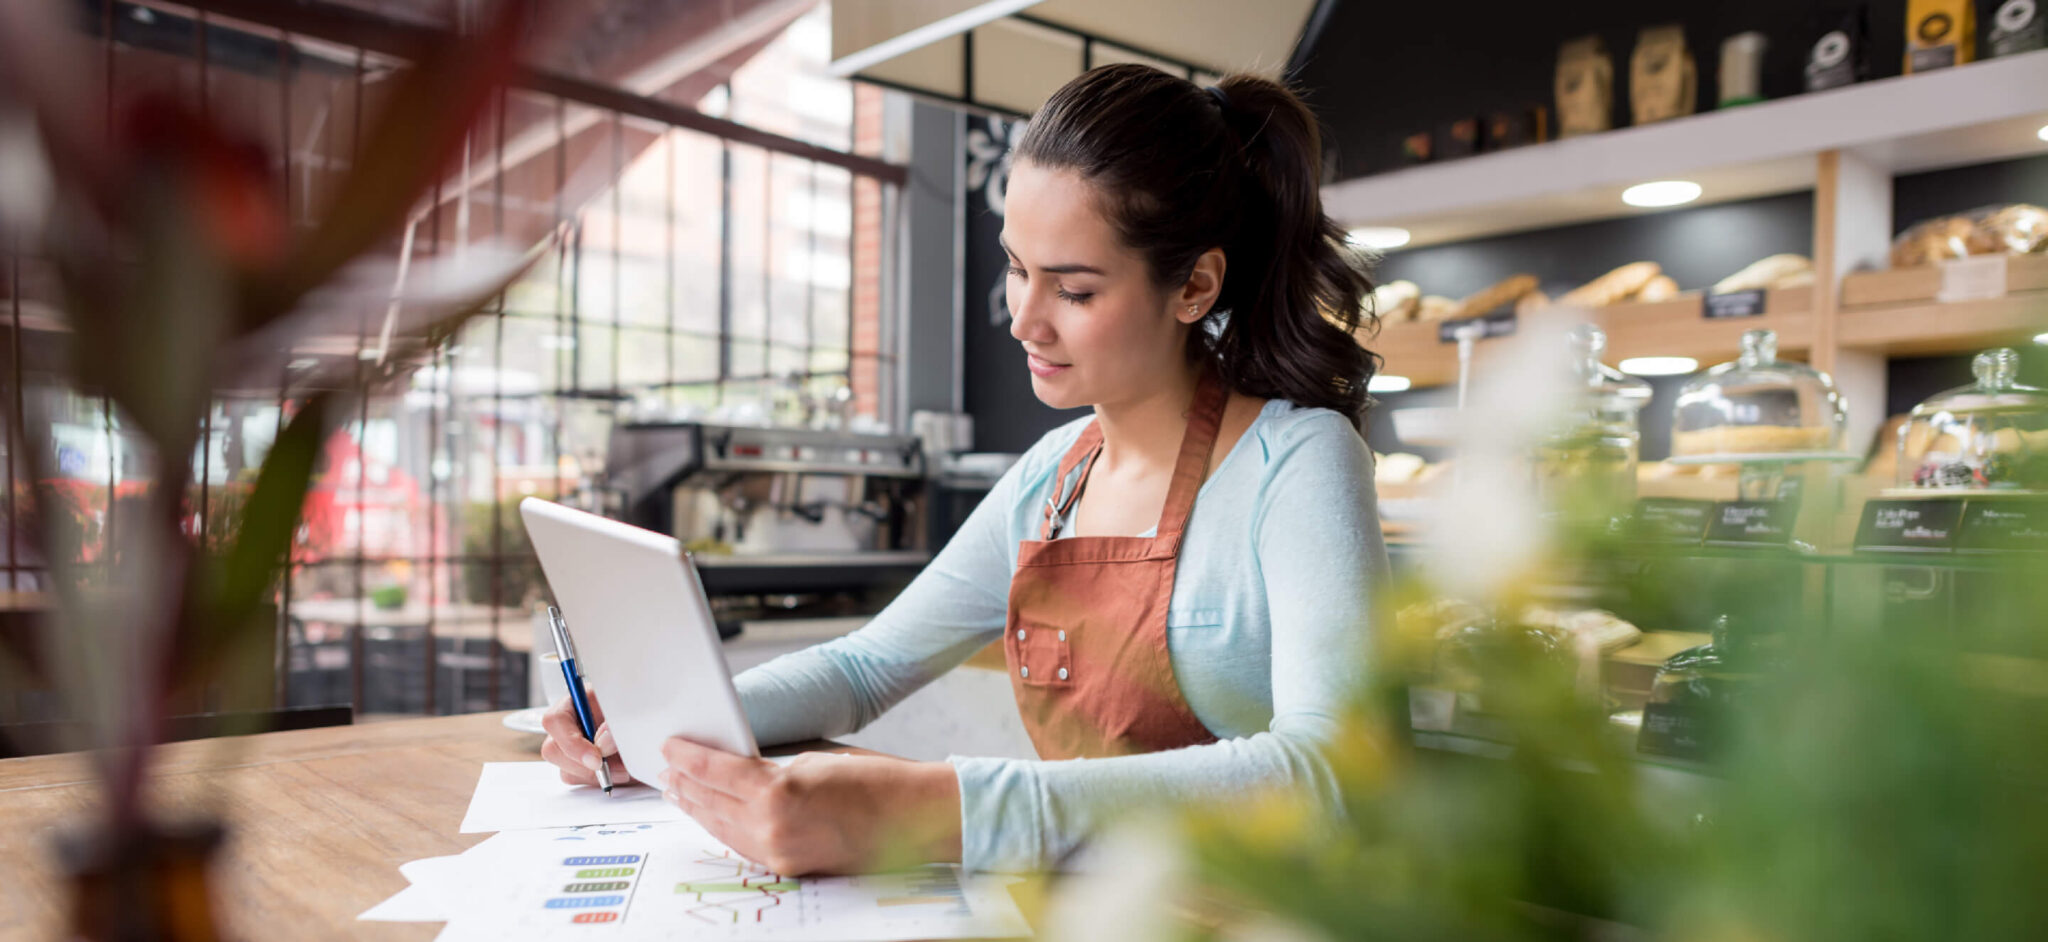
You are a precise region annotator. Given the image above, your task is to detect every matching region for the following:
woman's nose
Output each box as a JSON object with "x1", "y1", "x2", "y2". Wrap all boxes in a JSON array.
[{"x1": 1009, "y1": 285, "x2": 1052, "y2": 344}]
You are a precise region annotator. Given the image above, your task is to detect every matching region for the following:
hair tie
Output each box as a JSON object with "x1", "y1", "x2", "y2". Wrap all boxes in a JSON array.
[{"x1": 1205, "y1": 85, "x2": 1229, "y2": 110}]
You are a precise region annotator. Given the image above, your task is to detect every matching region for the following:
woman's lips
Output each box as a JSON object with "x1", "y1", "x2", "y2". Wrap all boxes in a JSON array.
[{"x1": 1026, "y1": 353, "x2": 1070, "y2": 377}]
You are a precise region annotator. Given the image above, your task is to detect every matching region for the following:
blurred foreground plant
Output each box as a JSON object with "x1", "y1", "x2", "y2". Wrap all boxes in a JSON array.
[
  {"x1": 1048, "y1": 315, "x2": 2048, "y2": 942},
  {"x1": 0, "y1": 1, "x2": 541, "y2": 937}
]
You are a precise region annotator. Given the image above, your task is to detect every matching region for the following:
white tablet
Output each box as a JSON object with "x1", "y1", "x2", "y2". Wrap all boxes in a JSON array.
[{"x1": 518, "y1": 498, "x2": 759, "y2": 784}]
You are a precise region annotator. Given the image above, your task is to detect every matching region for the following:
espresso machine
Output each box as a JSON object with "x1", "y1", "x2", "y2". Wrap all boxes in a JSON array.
[{"x1": 603, "y1": 422, "x2": 930, "y2": 636}]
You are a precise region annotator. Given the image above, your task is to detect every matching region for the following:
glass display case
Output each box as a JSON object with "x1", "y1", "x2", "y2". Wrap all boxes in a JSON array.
[
  {"x1": 1532, "y1": 324, "x2": 1653, "y2": 505},
  {"x1": 1671, "y1": 328, "x2": 1848, "y2": 460},
  {"x1": 1894, "y1": 347, "x2": 2048, "y2": 494}
]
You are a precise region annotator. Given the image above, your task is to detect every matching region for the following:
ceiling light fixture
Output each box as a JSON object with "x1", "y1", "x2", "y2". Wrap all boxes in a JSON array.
[
  {"x1": 1368, "y1": 374, "x2": 1413, "y2": 393},
  {"x1": 2034, "y1": 331, "x2": 2048, "y2": 346},
  {"x1": 1622, "y1": 180, "x2": 1703, "y2": 208},
  {"x1": 1347, "y1": 227, "x2": 1412, "y2": 250},
  {"x1": 1619, "y1": 356, "x2": 1700, "y2": 376},
  {"x1": 2037, "y1": 124, "x2": 2048, "y2": 142}
]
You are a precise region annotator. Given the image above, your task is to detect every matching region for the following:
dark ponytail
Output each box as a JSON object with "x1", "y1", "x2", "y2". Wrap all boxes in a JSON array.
[{"x1": 1014, "y1": 64, "x2": 1380, "y2": 428}]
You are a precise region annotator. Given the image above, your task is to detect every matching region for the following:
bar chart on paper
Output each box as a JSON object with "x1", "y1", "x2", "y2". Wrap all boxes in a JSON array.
[{"x1": 437, "y1": 821, "x2": 1029, "y2": 941}]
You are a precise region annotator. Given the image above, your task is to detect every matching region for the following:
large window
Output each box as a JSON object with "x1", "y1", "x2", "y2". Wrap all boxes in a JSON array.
[{"x1": 0, "y1": 1, "x2": 894, "y2": 719}]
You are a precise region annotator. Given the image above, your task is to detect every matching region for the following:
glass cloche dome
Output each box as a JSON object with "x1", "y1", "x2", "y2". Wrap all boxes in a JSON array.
[
  {"x1": 1895, "y1": 347, "x2": 2048, "y2": 494},
  {"x1": 1671, "y1": 329, "x2": 1848, "y2": 459},
  {"x1": 1532, "y1": 324, "x2": 1653, "y2": 503}
]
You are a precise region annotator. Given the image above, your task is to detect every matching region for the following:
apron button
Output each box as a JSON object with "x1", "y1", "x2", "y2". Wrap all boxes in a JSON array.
[
  {"x1": 1017, "y1": 629, "x2": 1026, "y2": 641},
  {"x1": 1058, "y1": 630, "x2": 1066, "y2": 642},
  {"x1": 1020, "y1": 666, "x2": 1030, "y2": 679},
  {"x1": 1057, "y1": 667, "x2": 1068, "y2": 680}
]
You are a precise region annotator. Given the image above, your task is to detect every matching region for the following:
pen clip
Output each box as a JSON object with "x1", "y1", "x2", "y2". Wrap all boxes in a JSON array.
[{"x1": 547, "y1": 605, "x2": 577, "y2": 662}]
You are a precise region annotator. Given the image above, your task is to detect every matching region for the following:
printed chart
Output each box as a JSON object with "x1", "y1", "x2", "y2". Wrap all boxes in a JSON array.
[{"x1": 435, "y1": 821, "x2": 1028, "y2": 941}]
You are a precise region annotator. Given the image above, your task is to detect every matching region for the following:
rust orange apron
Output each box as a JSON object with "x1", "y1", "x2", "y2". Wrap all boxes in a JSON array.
[{"x1": 1002, "y1": 369, "x2": 1228, "y2": 760}]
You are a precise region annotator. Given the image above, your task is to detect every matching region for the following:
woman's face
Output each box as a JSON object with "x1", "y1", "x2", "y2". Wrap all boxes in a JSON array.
[{"x1": 1001, "y1": 161, "x2": 1213, "y2": 411}]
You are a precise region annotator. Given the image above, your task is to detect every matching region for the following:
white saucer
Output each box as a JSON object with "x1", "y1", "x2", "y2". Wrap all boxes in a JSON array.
[{"x1": 502, "y1": 706, "x2": 547, "y2": 735}]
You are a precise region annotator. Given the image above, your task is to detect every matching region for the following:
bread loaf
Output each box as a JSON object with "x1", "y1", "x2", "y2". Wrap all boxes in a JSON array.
[
  {"x1": 1371, "y1": 280, "x2": 1421, "y2": 322},
  {"x1": 1415, "y1": 295, "x2": 1460, "y2": 322},
  {"x1": 1449, "y1": 273, "x2": 1540, "y2": 320},
  {"x1": 1636, "y1": 274, "x2": 1681, "y2": 302},
  {"x1": 1556, "y1": 261, "x2": 1661, "y2": 308},
  {"x1": 1713, "y1": 254, "x2": 1813, "y2": 293}
]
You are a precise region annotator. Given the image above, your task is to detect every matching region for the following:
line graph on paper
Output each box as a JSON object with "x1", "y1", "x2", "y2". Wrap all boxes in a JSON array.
[{"x1": 670, "y1": 849, "x2": 805, "y2": 924}]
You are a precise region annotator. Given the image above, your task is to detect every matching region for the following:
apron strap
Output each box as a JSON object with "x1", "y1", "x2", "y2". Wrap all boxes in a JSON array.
[
  {"x1": 1154, "y1": 367, "x2": 1230, "y2": 542},
  {"x1": 1041, "y1": 423, "x2": 1104, "y2": 541},
  {"x1": 1037, "y1": 367, "x2": 1230, "y2": 543}
]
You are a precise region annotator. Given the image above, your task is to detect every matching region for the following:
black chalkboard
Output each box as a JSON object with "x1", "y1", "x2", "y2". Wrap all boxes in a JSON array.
[
  {"x1": 1631, "y1": 498, "x2": 1714, "y2": 544},
  {"x1": 1957, "y1": 500, "x2": 2048, "y2": 554},
  {"x1": 1854, "y1": 498, "x2": 1966, "y2": 553},
  {"x1": 1704, "y1": 500, "x2": 1798, "y2": 547}
]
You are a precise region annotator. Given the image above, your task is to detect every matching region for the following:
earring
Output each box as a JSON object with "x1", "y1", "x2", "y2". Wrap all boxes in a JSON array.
[{"x1": 1187, "y1": 305, "x2": 1200, "y2": 316}]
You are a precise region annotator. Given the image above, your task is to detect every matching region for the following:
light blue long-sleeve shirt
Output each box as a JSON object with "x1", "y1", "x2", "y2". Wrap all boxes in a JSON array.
[{"x1": 732, "y1": 397, "x2": 1388, "y2": 871}]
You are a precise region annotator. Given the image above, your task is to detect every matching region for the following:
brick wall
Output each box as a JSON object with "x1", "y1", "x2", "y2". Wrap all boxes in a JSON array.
[{"x1": 850, "y1": 83, "x2": 886, "y2": 419}]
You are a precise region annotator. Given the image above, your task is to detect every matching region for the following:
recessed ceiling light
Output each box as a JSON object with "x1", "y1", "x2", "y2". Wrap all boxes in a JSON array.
[
  {"x1": 1622, "y1": 181, "x2": 1703, "y2": 208},
  {"x1": 2034, "y1": 331, "x2": 2048, "y2": 346},
  {"x1": 1347, "y1": 227, "x2": 1412, "y2": 250},
  {"x1": 2038, "y1": 124, "x2": 2048, "y2": 142},
  {"x1": 1368, "y1": 374, "x2": 1413, "y2": 393},
  {"x1": 1619, "y1": 356, "x2": 1699, "y2": 376}
]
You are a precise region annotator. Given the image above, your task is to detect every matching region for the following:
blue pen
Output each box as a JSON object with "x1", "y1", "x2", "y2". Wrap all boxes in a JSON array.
[{"x1": 548, "y1": 605, "x2": 613, "y2": 796}]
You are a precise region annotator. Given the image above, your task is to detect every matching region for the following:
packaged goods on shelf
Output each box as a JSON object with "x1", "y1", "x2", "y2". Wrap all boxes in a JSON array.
[
  {"x1": 1987, "y1": 0, "x2": 2047, "y2": 57},
  {"x1": 1889, "y1": 204, "x2": 2048, "y2": 268},
  {"x1": 1718, "y1": 31, "x2": 1768, "y2": 107},
  {"x1": 1904, "y1": 0, "x2": 1975, "y2": 72},
  {"x1": 1556, "y1": 35, "x2": 1615, "y2": 137},
  {"x1": 1805, "y1": 6, "x2": 1870, "y2": 91},
  {"x1": 1631, "y1": 25, "x2": 1698, "y2": 125}
]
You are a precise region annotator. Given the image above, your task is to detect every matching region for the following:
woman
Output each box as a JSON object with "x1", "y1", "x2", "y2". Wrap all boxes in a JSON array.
[{"x1": 542, "y1": 63, "x2": 1388, "y2": 874}]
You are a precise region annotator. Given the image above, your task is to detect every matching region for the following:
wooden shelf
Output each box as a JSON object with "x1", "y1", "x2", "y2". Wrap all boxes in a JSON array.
[
  {"x1": 1324, "y1": 50, "x2": 2048, "y2": 247},
  {"x1": 1838, "y1": 294, "x2": 2048, "y2": 356},
  {"x1": 1371, "y1": 287, "x2": 1816, "y2": 389}
]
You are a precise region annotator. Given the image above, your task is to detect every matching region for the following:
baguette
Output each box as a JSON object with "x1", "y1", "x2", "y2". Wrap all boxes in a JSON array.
[
  {"x1": 1635, "y1": 274, "x2": 1680, "y2": 302},
  {"x1": 1557, "y1": 261, "x2": 1660, "y2": 308},
  {"x1": 1712, "y1": 254, "x2": 1811, "y2": 293},
  {"x1": 1371, "y1": 280, "x2": 1421, "y2": 322},
  {"x1": 1415, "y1": 295, "x2": 1460, "y2": 322},
  {"x1": 1449, "y1": 273, "x2": 1541, "y2": 320}
]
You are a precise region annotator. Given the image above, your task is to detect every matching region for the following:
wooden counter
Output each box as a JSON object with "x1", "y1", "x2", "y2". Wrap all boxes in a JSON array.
[{"x1": 0, "y1": 712, "x2": 883, "y2": 940}]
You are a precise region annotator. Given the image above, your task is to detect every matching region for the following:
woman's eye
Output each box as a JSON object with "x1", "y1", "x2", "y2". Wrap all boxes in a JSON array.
[
  {"x1": 1005, "y1": 265, "x2": 1025, "y2": 279},
  {"x1": 1057, "y1": 288, "x2": 1093, "y2": 305}
]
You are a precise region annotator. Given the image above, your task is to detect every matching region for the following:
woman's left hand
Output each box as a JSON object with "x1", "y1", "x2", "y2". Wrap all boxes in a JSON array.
[{"x1": 658, "y1": 737, "x2": 963, "y2": 875}]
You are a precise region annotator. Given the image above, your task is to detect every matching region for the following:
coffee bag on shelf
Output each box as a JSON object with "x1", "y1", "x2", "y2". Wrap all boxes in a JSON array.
[
  {"x1": 1556, "y1": 36, "x2": 1615, "y2": 137},
  {"x1": 1905, "y1": 0, "x2": 1975, "y2": 72},
  {"x1": 1631, "y1": 25, "x2": 1697, "y2": 125}
]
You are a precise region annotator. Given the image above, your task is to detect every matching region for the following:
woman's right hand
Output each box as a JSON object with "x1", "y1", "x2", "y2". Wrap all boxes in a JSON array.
[{"x1": 540, "y1": 692, "x2": 635, "y2": 787}]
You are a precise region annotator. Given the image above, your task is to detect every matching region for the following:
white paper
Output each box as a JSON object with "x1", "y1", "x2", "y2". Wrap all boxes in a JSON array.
[
  {"x1": 460, "y1": 762, "x2": 693, "y2": 833},
  {"x1": 360, "y1": 883, "x2": 450, "y2": 922},
  {"x1": 359, "y1": 855, "x2": 471, "y2": 922},
  {"x1": 427, "y1": 821, "x2": 1031, "y2": 941}
]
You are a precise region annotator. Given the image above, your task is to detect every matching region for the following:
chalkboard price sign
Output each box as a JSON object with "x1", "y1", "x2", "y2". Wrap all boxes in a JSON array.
[
  {"x1": 1957, "y1": 500, "x2": 2048, "y2": 554},
  {"x1": 1631, "y1": 498, "x2": 1714, "y2": 543},
  {"x1": 1703, "y1": 289, "x2": 1767, "y2": 319},
  {"x1": 1704, "y1": 500, "x2": 1798, "y2": 547},
  {"x1": 1854, "y1": 499, "x2": 1966, "y2": 553}
]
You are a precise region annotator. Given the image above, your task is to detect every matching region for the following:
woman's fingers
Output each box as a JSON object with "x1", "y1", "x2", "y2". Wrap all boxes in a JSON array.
[
  {"x1": 541, "y1": 698, "x2": 599, "y2": 770},
  {"x1": 542, "y1": 735, "x2": 598, "y2": 786},
  {"x1": 661, "y1": 737, "x2": 776, "y2": 798},
  {"x1": 540, "y1": 697, "x2": 635, "y2": 783},
  {"x1": 662, "y1": 768, "x2": 753, "y2": 821}
]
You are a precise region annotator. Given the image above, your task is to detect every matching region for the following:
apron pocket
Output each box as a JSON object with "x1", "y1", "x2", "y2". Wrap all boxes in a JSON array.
[{"x1": 1009, "y1": 619, "x2": 1073, "y2": 687}]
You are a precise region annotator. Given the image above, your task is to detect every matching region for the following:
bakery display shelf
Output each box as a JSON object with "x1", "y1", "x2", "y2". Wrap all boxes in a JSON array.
[
  {"x1": 1374, "y1": 289, "x2": 1815, "y2": 390},
  {"x1": 1840, "y1": 253, "x2": 2048, "y2": 308},
  {"x1": 1837, "y1": 293, "x2": 2048, "y2": 357},
  {"x1": 1324, "y1": 49, "x2": 2048, "y2": 247}
]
